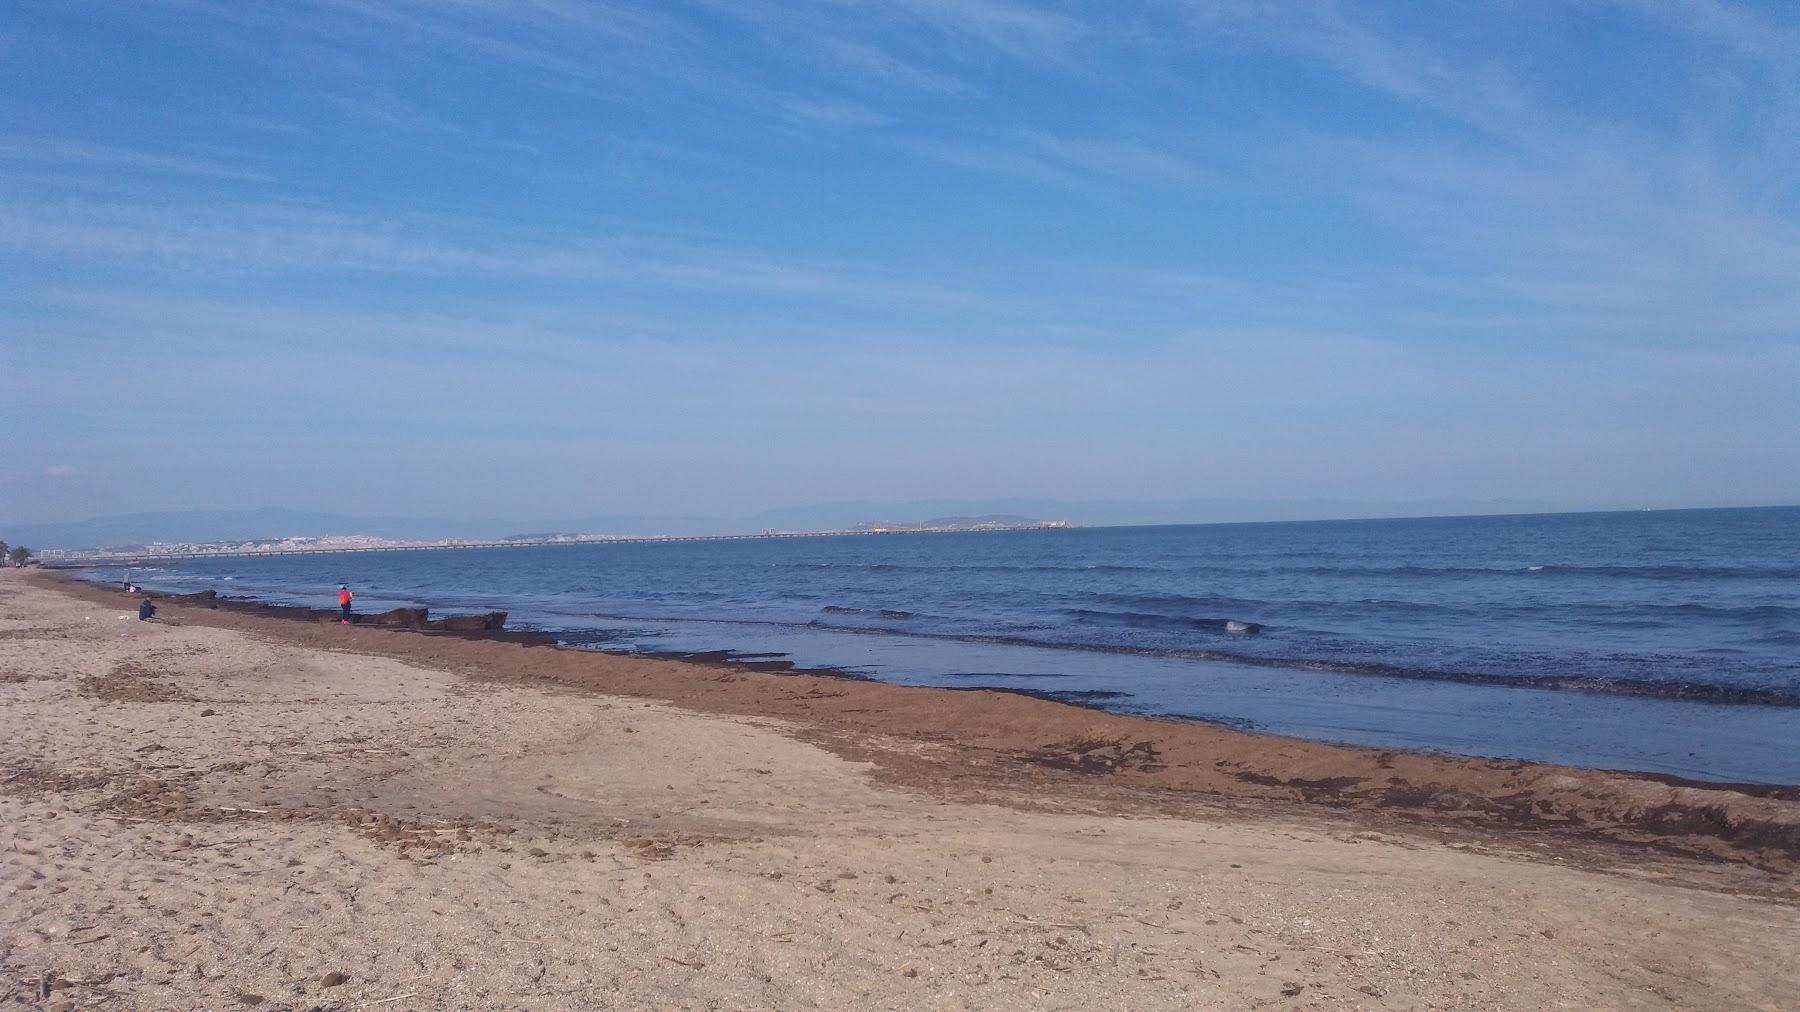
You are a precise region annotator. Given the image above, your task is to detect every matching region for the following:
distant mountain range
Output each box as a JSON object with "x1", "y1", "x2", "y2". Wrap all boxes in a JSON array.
[{"x1": 6, "y1": 496, "x2": 1609, "y2": 550}]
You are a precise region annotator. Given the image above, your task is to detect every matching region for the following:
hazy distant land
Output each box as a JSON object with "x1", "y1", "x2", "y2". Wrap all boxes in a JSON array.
[
  {"x1": 33, "y1": 514, "x2": 1073, "y2": 561},
  {"x1": 3, "y1": 494, "x2": 1668, "y2": 552}
]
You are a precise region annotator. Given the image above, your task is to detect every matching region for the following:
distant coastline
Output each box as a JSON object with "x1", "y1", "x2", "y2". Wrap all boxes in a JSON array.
[{"x1": 38, "y1": 516, "x2": 1073, "y2": 566}]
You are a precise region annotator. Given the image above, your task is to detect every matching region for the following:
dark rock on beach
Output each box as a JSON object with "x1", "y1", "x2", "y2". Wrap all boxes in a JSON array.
[
  {"x1": 368, "y1": 607, "x2": 431, "y2": 629},
  {"x1": 137, "y1": 583, "x2": 529, "y2": 641},
  {"x1": 429, "y1": 611, "x2": 508, "y2": 633}
]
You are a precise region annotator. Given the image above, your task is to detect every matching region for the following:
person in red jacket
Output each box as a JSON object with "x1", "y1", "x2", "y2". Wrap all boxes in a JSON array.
[{"x1": 338, "y1": 584, "x2": 353, "y2": 624}]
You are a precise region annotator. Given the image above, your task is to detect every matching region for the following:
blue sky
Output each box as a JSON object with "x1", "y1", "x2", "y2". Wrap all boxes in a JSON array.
[{"x1": 4, "y1": 0, "x2": 1798, "y2": 527}]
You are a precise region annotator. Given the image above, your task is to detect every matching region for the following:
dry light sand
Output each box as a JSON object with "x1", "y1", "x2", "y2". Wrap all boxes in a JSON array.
[{"x1": 3, "y1": 570, "x2": 1797, "y2": 1010}]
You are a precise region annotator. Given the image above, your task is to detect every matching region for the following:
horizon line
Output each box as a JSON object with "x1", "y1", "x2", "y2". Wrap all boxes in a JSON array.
[{"x1": 15, "y1": 502, "x2": 1798, "y2": 556}]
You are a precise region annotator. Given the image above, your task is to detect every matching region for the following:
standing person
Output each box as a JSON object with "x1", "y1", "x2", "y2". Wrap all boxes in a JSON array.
[{"x1": 338, "y1": 584, "x2": 353, "y2": 624}]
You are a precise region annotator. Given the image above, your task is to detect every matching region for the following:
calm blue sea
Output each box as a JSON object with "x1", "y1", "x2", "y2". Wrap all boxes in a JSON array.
[{"x1": 97, "y1": 507, "x2": 1800, "y2": 784}]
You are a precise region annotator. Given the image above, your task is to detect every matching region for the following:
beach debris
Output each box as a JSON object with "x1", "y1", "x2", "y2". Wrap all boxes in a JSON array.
[
  {"x1": 1019, "y1": 736, "x2": 1167, "y2": 775},
  {"x1": 79, "y1": 661, "x2": 197, "y2": 703}
]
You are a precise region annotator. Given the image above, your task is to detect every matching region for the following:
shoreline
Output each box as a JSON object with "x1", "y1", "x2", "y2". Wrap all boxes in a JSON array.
[
  {"x1": 582, "y1": 607, "x2": 1800, "y2": 709},
  {"x1": 101, "y1": 568, "x2": 1800, "y2": 709},
  {"x1": 42, "y1": 570, "x2": 1800, "y2": 873},
  {"x1": 79, "y1": 571, "x2": 1800, "y2": 781}
]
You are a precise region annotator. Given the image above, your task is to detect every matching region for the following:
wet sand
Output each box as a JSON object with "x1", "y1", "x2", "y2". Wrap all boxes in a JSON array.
[{"x1": 5, "y1": 570, "x2": 1798, "y2": 1009}]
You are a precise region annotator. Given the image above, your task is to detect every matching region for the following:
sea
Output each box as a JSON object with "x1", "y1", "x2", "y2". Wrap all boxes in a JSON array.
[{"x1": 93, "y1": 507, "x2": 1800, "y2": 784}]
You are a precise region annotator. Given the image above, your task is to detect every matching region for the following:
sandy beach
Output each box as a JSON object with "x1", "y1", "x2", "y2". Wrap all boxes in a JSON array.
[{"x1": 3, "y1": 571, "x2": 1797, "y2": 1010}]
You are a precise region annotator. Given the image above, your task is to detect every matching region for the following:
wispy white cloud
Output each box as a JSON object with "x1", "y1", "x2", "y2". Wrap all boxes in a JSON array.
[
  {"x1": 777, "y1": 94, "x2": 889, "y2": 128},
  {"x1": 905, "y1": 136, "x2": 1082, "y2": 186},
  {"x1": 908, "y1": 128, "x2": 1200, "y2": 186},
  {"x1": 803, "y1": 35, "x2": 974, "y2": 95},
  {"x1": 317, "y1": 89, "x2": 469, "y2": 136},
  {"x1": 1150, "y1": 1, "x2": 1800, "y2": 344},
  {"x1": 303, "y1": 0, "x2": 634, "y2": 82},
  {"x1": 885, "y1": 0, "x2": 1087, "y2": 64},
  {"x1": 216, "y1": 113, "x2": 313, "y2": 137},
  {"x1": 11, "y1": 3, "x2": 1799, "y2": 351},
  {"x1": 1596, "y1": 0, "x2": 1800, "y2": 65},
  {"x1": 0, "y1": 200, "x2": 999, "y2": 311},
  {"x1": 709, "y1": 0, "x2": 1088, "y2": 72},
  {"x1": 1017, "y1": 130, "x2": 1199, "y2": 182},
  {"x1": 1173, "y1": 2, "x2": 1538, "y2": 142},
  {"x1": 274, "y1": 0, "x2": 1090, "y2": 129},
  {"x1": 0, "y1": 134, "x2": 271, "y2": 182}
]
